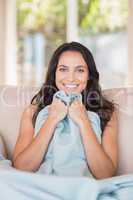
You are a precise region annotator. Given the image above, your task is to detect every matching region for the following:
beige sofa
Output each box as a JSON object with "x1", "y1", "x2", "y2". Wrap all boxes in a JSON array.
[{"x1": 0, "y1": 85, "x2": 133, "y2": 176}]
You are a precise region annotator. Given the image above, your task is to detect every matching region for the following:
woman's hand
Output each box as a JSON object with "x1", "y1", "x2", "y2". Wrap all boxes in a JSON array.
[
  {"x1": 48, "y1": 97, "x2": 68, "y2": 124},
  {"x1": 68, "y1": 100, "x2": 88, "y2": 127}
]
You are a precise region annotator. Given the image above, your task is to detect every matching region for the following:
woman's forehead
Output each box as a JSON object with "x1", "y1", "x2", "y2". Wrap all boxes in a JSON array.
[{"x1": 58, "y1": 51, "x2": 87, "y2": 66}]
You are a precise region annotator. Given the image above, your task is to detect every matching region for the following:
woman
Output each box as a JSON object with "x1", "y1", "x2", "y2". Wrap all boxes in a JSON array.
[{"x1": 13, "y1": 42, "x2": 118, "y2": 179}]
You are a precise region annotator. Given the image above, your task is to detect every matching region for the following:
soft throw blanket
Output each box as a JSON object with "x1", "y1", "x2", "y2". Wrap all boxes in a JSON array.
[
  {"x1": 35, "y1": 90, "x2": 102, "y2": 176},
  {"x1": 0, "y1": 166, "x2": 133, "y2": 200}
]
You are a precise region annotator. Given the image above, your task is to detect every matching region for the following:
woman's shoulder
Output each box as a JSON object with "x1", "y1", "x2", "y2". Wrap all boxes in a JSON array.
[
  {"x1": 22, "y1": 104, "x2": 38, "y2": 119},
  {"x1": 107, "y1": 110, "x2": 118, "y2": 127},
  {"x1": 36, "y1": 105, "x2": 50, "y2": 119}
]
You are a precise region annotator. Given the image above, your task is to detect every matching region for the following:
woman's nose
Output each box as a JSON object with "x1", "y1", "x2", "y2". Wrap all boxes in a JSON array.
[{"x1": 67, "y1": 72, "x2": 75, "y2": 81}]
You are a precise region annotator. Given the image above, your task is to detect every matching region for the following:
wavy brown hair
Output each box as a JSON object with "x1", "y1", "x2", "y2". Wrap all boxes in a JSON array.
[{"x1": 31, "y1": 42, "x2": 115, "y2": 132}]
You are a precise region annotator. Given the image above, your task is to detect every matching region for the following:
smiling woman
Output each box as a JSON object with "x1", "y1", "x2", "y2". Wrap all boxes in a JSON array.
[{"x1": 12, "y1": 42, "x2": 118, "y2": 179}]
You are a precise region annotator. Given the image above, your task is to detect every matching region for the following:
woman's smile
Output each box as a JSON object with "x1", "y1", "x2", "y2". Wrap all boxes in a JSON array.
[{"x1": 64, "y1": 84, "x2": 78, "y2": 88}]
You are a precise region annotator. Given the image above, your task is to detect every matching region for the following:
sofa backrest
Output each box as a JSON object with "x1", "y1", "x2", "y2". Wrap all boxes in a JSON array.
[
  {"x1": 103, "y1": 87, "x2": 133, "y2": 175},
  {"x1": 0, "y1": 85, "x2": 133, "y2": 175},
  {"x1": 0, "y1": 86, "x2": 38, "y2": 158}
]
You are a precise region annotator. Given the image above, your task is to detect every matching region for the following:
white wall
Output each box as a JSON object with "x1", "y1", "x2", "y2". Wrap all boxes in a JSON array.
[
  {"x1": 0, "y1": 0, "x2": 16, "y2": 85},
  {"x1": 0, "y1": 0, "x2": 6, "y2": 84}
]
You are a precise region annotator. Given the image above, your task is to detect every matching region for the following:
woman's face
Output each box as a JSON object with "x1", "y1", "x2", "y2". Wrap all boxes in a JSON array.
[{"x1": 55, "y1": 51, "x2": 89, "y2": 94}]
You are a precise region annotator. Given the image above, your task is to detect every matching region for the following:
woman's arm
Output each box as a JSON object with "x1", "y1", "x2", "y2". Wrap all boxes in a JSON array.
[
  {"x1": 79, "y1": 111, "x2": 118, "y2": 179},
  {"x1": 12, "y1": 105, "x2": 57, "y2": 172},
  {"x1": 13, "y1": 98, "x2": 68, "y2": 172}
]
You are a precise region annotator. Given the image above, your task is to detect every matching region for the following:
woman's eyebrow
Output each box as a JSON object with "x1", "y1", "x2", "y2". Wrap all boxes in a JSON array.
[
  {"x1": 58, "y1": 65, "x2": 68, "y2": 68},
  {"x1": 58, "y1": 65, "x2": 87, "y2": 68},
  {"x1": 75, "y1": 65, "x2": 87, "y2": 69}
]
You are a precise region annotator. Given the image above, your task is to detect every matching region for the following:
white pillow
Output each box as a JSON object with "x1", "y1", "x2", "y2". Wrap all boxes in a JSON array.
[{"x1": 0, "y1": 135, "x2": 7, "y2": 160}]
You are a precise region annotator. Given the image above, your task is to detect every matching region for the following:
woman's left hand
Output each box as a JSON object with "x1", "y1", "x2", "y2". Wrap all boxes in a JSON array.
[{"x1": 68, "y1": 100, "x2": 88, "y2": 127}]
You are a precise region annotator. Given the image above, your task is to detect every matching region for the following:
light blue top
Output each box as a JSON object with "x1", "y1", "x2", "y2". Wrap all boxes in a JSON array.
[{"x1": 35, "y1": 90, "x2": 102, "y2": 177}]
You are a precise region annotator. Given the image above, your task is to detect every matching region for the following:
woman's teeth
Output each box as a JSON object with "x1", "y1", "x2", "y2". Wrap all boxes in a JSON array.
[{"x1": 64, "y1": 84, "x2": 78, "y2": 88}]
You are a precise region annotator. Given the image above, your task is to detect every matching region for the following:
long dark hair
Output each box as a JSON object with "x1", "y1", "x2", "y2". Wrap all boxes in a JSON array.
[{"x1": 31, "y1": 42, "x2": 115, "y2": 132}]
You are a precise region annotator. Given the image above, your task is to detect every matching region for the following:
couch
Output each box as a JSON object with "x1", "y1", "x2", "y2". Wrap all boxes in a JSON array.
[{"x1": 0, "y1": 85, "x2": 133, "y2": 175}]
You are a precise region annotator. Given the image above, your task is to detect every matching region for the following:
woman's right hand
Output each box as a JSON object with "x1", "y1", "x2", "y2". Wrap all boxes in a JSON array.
[{"x1": 48, "y1": 97, "x2": 68, "y2": 124}]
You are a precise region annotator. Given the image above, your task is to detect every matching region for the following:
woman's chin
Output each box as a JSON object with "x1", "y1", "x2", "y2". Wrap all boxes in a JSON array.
[{"x1": 65, "y1": 89, "x2": 80, "y2": 94}]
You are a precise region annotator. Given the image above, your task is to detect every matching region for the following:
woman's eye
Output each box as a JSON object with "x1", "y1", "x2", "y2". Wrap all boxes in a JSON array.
[
  {"x1": 59, "y1": 68, "x2": 67, "y2": 72},
  {"x1": 77, "y1": 69, "x2": 84, "y2": 73}
]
